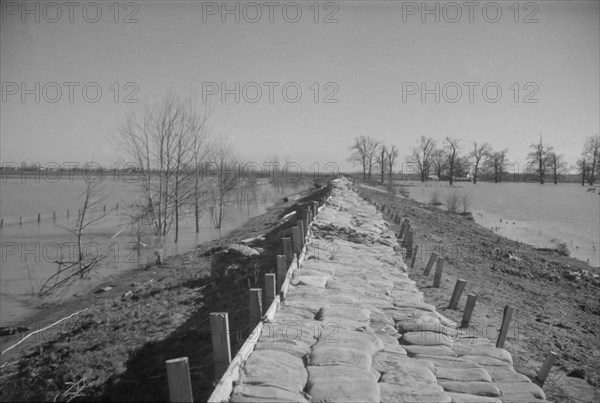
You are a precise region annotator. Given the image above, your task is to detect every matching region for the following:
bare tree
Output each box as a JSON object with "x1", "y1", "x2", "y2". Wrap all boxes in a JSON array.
[
  {"x1": 408, "y1": 136, "x2": 436, "y2": 182},
  {"x1": 470, "y1": 141, "x2": 491, "y2": 184},
  {"x1": 444, "y1": 137, "x2": 461, "y2": 185},
  {"x1": 527, "y1": 133, "x2": 553, "y2": 184},
  {"x1": 487, "y1": 149, "x2": 508, "y2": 183},
  {"x1": 348, "y1": 136, "x2": 380, "y2": 180},
  {"x1": 39, "y1": 179, "x2": 111, "y2": 296},
  {"x1": 576, "y1": 158, "x2": 588, "y2": 186},
  {"x1": 430, "y1": 147, "x2": 445, "y2": 181},
  {"x1": 386, "y1": 145, "x2": 399, "y2": 184},
  {"x1": 115, "y1": 92, "x2": 212, "y2": 241},
  {"x1": 582, "y1": 134, "x2": 600, "y2": 185},
  {"x1": 210, "y1": 137, "x2": 238, "y2": 230},
  {"x1": 378, "y1": 144, "x2": 387, "y2": 184},
  {"x1": 548, "y1": 152, "x2": 567, "y2": 185}
]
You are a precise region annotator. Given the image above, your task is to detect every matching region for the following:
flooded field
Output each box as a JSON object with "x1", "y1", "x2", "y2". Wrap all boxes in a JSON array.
[
  {"x1": 405, "y1": 181, "x2": 600, "y2": 267},
  {"x1": 0, "y1": 176, "x2": 307, "y2": 323}
]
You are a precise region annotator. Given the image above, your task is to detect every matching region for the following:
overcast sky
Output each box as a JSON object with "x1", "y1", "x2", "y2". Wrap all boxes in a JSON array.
[{"x1": 1, "y1": 1, "x2": 598, "y2": 175}]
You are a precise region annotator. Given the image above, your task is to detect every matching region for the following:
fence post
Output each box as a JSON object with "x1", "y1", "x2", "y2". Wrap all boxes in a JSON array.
[
  {"x1": 209, "y1": 312, "x2": 232, "y2": 380},
  {"x1": 282, "y1": 237, "x2": 292, "y2": 264},
  {"x1": 165, "y1": 357, "x2": 193, "y2": 403},
  {"x1": 461, "y1": 294, "x2": 477, "y2": 328},
  {"x1": 265, "y1": 273, "x2": 276, "y2": 309},
  {"x1": 410, "y1": 245, "x2": 419, "y2": 269},
  {"x1": 291, "y1": 226, "x2": 302, "y2": 258},
  {"x1": 535, "y1": 352, "x2": 558, "y2": 387},
  {"x1": 53, "y1": 211, "x2": 56, "y2": 221},
  {"x1": 404, "y1": 230, "x2": 414, "y2": 258},
  {"x1": 276, "y1": 255, "x2": 287, "y2": 292},
  {"x1": 496, "y1": 305, "x2": 515, "y2": 348},
  {"x1": 423, "y1": 253, "x2": 437, "y2": 276},
  {"x1": 19, "y1": 216, "x2": 22, "y2": 225},
  {"x1": 249, "y1": 288, "x2": 263, "y2": 326},
  {"x1": 433, "y1": 258, "x2": 444, "y2": 288},
  {"x1": 37, "y1": 213, "x2": 41, "y2": 223},
  {"x1": 448, "y1": 279, "x2": 467, "y2": 310}
]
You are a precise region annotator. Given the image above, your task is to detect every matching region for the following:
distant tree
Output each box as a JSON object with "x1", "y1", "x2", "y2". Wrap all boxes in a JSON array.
[
  {"x1": 470, "y1": 141, "x2": 491, "y2": 184},
  {"x1": 407, "y1": 135, "x2": 436, "y2": 182},
  {"x1": 527, "y1": 133, "x2": 553, "y2": 184},
  {"x1": 547, "y1": 152, "x2": 567, "y2": 184},
  {"x1": 487, "y1": 149, "x2": 508, "y2": 183},
  {"x1": 378, "y1": 144, "x2": 387, "y2": 184},
  {"x1": 430, "y1": 147, "x2": 446, "y2": 180},
  {"x1": 582, "y1": 134, "x2": 600, "y2": 185},
  {"x1": 210, "y1": 138, "x2": 239, "y2": 230},
  {"x1": 444, "y1": 137, "x2": 461, "y2": 185},
  {"x1": 576, "y1": 158, "x2": 588, "y2": 186},
  {"x1": 348, "y1": 136, "x2": 380, "y2": 180},
  {"x1": 386, "y1": 145, "x2": 399, "y2": 184},
  {"x1": 454, "y1": 156, "x2": 470, "y2": 178}
]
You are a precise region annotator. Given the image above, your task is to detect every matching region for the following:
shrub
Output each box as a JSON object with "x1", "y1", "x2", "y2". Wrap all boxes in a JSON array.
[{"x1": 446, "y1": 189, "x2": 459, "y2": 213}]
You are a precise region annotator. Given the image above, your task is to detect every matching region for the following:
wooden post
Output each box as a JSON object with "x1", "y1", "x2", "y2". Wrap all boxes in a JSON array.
[
  {"x1": 0, "y1": 218, "x2": 3, "y2": 228},
  {"x1": 535, "y1": 352, "x2": 558, "y2": 387},
  {"x1": 312, "y1": 201, "x2": 318, "y2": 216},
  {"x1": 166, "y1": 357, "x2": 193, "y2": 403},
  {"x1": 291, "y1": 226, "x2": 302, "y2": 257},
  {"x1": 404, "y1": 230, "x2": 414, "y2": 258},
  {"x1": 296, "y1": 220, "x2": 305, "y2": 247},
  {"x1": 67, "y1": 209, "x2": 69, "y2": 219},
  {"x1": 210, "y1": 312, "x2": 232, "y2": 380},
  {"x1": 19, "y1": 216, "x2": 22, "y2": 225},
  {"x1": 249, "y1": 288, "x2": 263, "y2": 326},
  {"x1": 53, "y1": 211, "x2": 56, "y2": 221},
  {"x1": 398, "y1": 221, "x2": 406, "y2": 238},
  {"x1": 461, "y1": 294, "x2": 477, "y2": 328},
  {"x1": 496, "y1": 305, "x2": 515, "y2": 348},
  {"x1": 410, "y1": 245, "x2": 419, "y2": 269},
  {"x1": 404, "y1": 223, "x2": 412, "y2": 237},
  {"x1": 115, "y1": 203, "x2": 119, "y2": 210},
  {"x1": 448, "y1": 279, "x2": 467, "y2": 310},
  {"x1": 303, "y1": 210, "x2": 309, "y2": 237},
  {"x1": 276, "y1": 255, "x2": 287, "y2": 292},
  {"x1": 37, "y1": 213, "x2": 40, "y2": 223},
  {"x1": 282, "y1": 237, "x2": 292, "y2": 263},
  {"x1": 433, "y1": 258, "x2": 444, "y2": 288},
  {"x1": 423, "y1": 253, "x2": 437, "y2": 276},
  {"x1": 103, "y1": 205, "x2": 106, "y2": 213},
  {"x1": 265, "y1": 273, "x2": 276, "y2": 309}
]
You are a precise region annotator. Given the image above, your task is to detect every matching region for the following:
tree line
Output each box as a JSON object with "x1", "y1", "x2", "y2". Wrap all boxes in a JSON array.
[{"x1": 349, "y1": 133, "x2": 600, "y2": 186}]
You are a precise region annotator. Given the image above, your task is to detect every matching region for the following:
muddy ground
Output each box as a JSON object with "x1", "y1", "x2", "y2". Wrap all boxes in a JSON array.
[
  {"x1": 0, "y1": 182, "x2": 331, "y2": 402},
  {"x1": 356, "y1": 178, "x2": 600, "y2": 403}
]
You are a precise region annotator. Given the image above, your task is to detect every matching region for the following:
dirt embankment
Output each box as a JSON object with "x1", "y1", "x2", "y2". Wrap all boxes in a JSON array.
[
  {"x1": 0, "y1": 182, "x2": 332, "y2": 402},
  {"x1": 356, "y1": 179, "x2": 600, "y2": 403}
]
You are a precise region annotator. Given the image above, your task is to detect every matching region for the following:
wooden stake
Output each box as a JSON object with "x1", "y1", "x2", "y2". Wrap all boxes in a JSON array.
[
  {"x1": 53, "y1": 211, "x2": 56, "y2": 221},
  {"x1": 296, "y1": 220, "x2": 305, "y2": 247},
  {"x1": 404, "y1": 230, "x2": 414, "y2": 258},
  {"x1": 423, "y1": 253, "x2": 437, "y2": 276},
  {"x1": 209, "y1": 312, "x2": 231, "y2": 380},
  {"x1": 166, "y1": 357, "x2": 193, "y2": 403},
  {"x1": 410, "y1": 245, "x2": 419, "y2": 269},
  {"x1": 67, "y1": 209, "x2": 69, "y2": 218},
  {"x1": 496, "y1": 305, "x2": 515, "y2": 348},
  {"x1": 461, "y1": 294, "x2": 477, "y2": 328},
  {"x1": 249, "y1": 288, "x2": 263, "y2": 326},
  {"x1": 37, "y1": 213, "x2": 40, "y2": 223},
  {"x1": 264, "y1": 273, "x2": 276, "y2": 309},
  {"x1": 433, "y1": 258, "x2": 444, "y2": 288},
  {"x1": 398, "y1": 222, "x2": 406, "y2": 238},
  {"x1": 19, "y1": 216, "x2": 22, "y2": 225},
  {"x1": 282, "y1": 237, "x2": 292, "y2": 263},
  {"x1": 0, "y1": 218, "x2": 3, "y2": 228},
  {"x1": 449, "y1": 279, "x2": 467, "y2": 310},
  {"x1": 276, "y1": 255, "x2": 287, "y2": 292},
  {"x1": 535, "y1": 352, "x2": 558, "y2": 387},
  {"x1": 303, "y1": 210, "x2": 309, "y2": 237},
  {"x1": 291, "y1": 226, "x2": 302, "y2": 257}
]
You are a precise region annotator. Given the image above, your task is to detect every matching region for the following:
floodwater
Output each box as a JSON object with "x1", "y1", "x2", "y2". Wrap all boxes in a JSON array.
[
  {"x1": 404, "y1": 181, "x2": 600, "y2": 267},
  {"x1": 0, "y1": 177, "x2": 307, "y2": 324}
]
